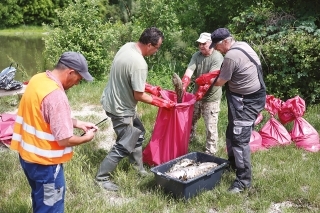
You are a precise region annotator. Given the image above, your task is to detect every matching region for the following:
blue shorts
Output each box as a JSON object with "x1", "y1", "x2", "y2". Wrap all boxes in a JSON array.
[{"x1": 19, "y1": 156, "x2": 65, "y2": 213}]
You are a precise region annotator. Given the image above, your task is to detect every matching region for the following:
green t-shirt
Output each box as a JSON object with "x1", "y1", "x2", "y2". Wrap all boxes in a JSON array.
[
  {"x1": 187, "y1": 50, "x2": 224, "y2": 102},
  {"x1": 101, "y1": 42, "x2": 148, "y2": 116}
]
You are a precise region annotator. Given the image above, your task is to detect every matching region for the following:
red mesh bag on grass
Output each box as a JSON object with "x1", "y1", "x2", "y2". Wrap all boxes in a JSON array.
[
  {"x1": 259, "y1": 95, "x2": 291, "y2": 148},
  {"x1": 283, "y1": 96, "x2": 320, "y2": 152},
  {"x1": 248, "y1": 113, "x2": 266, "y2": 152},
  {"x1": 0, "y1": 113, "x2": 16, "y2": 147},
  {"x1": 143, "y1": 90, "x2": 196, "y2": 166},
  {"x1": 278, "y1": 95, "x2": 305, "y2": 125},
  {"x1": 249, "y1": 130, "x2": 266, "y2": 152}
]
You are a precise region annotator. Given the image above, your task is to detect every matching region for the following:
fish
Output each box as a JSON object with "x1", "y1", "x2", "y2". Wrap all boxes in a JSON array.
[
  {"x1": 165, "y1": 161, "x2": 218, "y2": 181},
  {"x1": 168, "y1": 158, "x2": 196, "y2": 173},
  {"x1": 172, "y1": 72, "x2": 183, "y2": 103}
]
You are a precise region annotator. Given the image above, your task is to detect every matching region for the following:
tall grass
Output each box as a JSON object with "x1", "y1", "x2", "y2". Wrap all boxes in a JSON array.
[{"x1": 1, "y1": 80, "x2": 320, "y2": 213}]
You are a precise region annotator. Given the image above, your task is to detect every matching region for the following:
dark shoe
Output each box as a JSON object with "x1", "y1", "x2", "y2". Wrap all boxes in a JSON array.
[{"x1": 228, "y1": 185, "x2": 244, "y2": 194}]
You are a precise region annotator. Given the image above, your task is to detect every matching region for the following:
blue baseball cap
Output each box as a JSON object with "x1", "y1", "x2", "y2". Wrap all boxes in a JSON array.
[{"x1": 58, "y1": 51, "x2": 93, "y2": 81}]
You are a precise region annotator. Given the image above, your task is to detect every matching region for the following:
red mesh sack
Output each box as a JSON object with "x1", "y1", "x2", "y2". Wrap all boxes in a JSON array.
[
  {"x1": 0, "y1": 113, "x2": 16, "y2": 147},
  {"x1": 143, "y1": 90, "x2": 196, "y2": 166},
  {"x1": 249, "y1": 131, "x2": 266, "y2": 152},
  {"x1": 278, "y1": 95, "x2": 305, "y2": 125},
  {"x1": 259, "y1": 95, "x2": 291, "y2": 148},
  {"x1": 259, "y1": 117, "x2": 291, "y2": 148},
  {"x1": 287, "y1": 96, "x2": 320, "y2": 152}
]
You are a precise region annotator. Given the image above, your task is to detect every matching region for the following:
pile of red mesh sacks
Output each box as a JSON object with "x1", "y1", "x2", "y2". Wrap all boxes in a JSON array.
[{"x1": 250, "y1": 95, "x2": 320, "y2": 153}]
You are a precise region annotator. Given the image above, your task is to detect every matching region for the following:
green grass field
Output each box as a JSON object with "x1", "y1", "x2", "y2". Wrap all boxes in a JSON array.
[{"x1": 1, "y1": 80, "x2": 320, "y2": 213}]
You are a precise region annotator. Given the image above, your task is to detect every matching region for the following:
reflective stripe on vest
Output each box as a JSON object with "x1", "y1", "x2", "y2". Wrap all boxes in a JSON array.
[{"x1": 10, "y1": 73, "x2": 73, "y2": 165}]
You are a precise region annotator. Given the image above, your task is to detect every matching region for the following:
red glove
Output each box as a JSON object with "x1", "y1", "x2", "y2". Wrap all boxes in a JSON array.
[
  {"x1": 151, "y1": 95, "x2": 175, "y2": 108},
  {"x1": 195, "y1": 70, "x2": 220, "y2": 86},
  {"x1": 181, "y1": 75, "x2": 191, "y2": 92},
  {"x1": 145, "y1": 83, "x2": 161, "y2": 96},
  {"x1": 195, "y1": 84, "x2": 211, "y2": 101}
]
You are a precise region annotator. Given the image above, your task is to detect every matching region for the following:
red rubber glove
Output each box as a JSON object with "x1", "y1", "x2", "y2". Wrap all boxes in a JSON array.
[
  {"x1": 145, "y1": 83, "x2": 161, "y2": 97},
  {"x1": 195, "y1": 84, "x2": 211, "y2": 101},
  {"x1": 181, "y1": 75, "x2": 191, "y2": 92},
  {"x1": 151, "y1": 95, "x2": 175, "y2": 108},
  {"x1": 195, "y1": 70, "x2": 220, "y2": 86}
]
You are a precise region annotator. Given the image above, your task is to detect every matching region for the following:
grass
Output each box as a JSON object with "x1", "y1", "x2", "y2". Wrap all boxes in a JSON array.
[
  {"x1": 0, "y1": 26, "x2": 46, "y2": 37},
  {"x1": 1, "y1": 81, "x2": 320, "y2": 213}
]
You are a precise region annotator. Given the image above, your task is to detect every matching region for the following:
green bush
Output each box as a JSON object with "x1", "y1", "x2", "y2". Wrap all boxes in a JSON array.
[
  {"x1": 229, "y1": 5, "x2": 320, "y2": 104},
  {"x1": 0, "y1": 0, "x2": 23, "y2": 28},
  {"x1": 43, "y1": 0, "x2": 113, "y2": 80}
]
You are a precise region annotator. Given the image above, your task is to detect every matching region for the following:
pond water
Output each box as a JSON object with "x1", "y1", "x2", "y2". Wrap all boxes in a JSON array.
[{"x1": 0, "y1": 35, "x2": 45, "y2": 82}]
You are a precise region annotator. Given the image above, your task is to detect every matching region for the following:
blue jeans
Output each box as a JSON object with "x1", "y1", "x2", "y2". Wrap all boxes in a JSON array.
[
  {"x1": 19, "y1": 156, "x2": 65, "y2": 213},
  {"x1": 225, "y1": 87, "x2": 266, "y2": 188}
]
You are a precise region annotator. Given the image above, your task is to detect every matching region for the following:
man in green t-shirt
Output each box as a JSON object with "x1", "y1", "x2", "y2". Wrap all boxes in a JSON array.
[
  {"x1": 181, "y1": 32, "x2": 224, "y2": 155},
  {"x1": 96, "y1": 27, "x2": 175, "y2": 191}
]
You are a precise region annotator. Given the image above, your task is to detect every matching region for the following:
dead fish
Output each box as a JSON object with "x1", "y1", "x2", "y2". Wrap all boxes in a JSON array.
[
  {"x1": 172, "y1": 73, "x2": 183, "y2": 103},
  {"x1": 165, "y1": 162, "x2": 218, "y2": 181},
  {"x1": 168, "y1": 158, "x2": 195, "y2": 173}
]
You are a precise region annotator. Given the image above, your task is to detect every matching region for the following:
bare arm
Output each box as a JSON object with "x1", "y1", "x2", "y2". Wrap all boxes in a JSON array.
[
  {"x1": 134, "y1": 91, "x2": 153, "y2": 104},
  {"x1": 212, "y1": 77, "x2": 228, "y2": 86},
  {"x1": 183, "y1": 68, "x2": 194, "y2": 79}
]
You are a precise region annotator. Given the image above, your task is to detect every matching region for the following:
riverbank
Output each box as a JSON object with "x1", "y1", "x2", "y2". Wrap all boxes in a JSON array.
[{"x1": 0, "y1": 26, "x2": 46, "y2": 37}]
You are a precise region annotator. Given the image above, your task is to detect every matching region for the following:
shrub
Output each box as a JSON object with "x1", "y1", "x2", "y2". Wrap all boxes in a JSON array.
[{"x1": 229, "y1": 5, "x2": 320, "y2": 104}]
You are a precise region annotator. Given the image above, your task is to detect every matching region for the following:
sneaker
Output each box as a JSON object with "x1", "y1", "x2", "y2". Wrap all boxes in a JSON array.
[{"x1": 228, "y1": 185, "x2": 244, "y2": 194}]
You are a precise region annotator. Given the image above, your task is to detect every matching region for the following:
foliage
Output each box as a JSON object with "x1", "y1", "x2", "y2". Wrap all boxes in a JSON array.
[
  {"x1": 0, "y1": 0, "x2": 71, "y2": 28},
  {"x1": 134, "y1": 0, "x2": 203, "y2": 85},
  {"x1": 43, "y1": 0, "x2": 110, "y2": 80},
  {"x1": 228, "y1": 5, "x2": 320, "y2": 104},
  {"x1": 0, "y1": 0, "x2": 23, "y2": 28}
]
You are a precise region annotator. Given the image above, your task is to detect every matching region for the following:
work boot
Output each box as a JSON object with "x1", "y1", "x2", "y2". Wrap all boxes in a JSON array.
[
  {"x1": 128, "y1": 146, "x2": 149, "y2": 176},
  {"x1": 96, "y1": 156, "x2": 119, "y2": 191}
]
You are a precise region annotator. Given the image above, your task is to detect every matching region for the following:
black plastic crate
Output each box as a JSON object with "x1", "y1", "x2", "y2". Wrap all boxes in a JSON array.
[{"x1": 150, "y1": 152, "x2": 229, "y2": 199}]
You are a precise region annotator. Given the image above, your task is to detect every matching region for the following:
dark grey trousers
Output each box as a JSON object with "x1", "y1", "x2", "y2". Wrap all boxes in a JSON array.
[
  {"x1": 95, "y1": 112, "x2": 145, "y2": 182},
  {"x1": 225, "y1": 87, "x2": 266, "y2": 188},
  {"x1": 106, "y1": 112, "x2": 145, "y2": 157}
]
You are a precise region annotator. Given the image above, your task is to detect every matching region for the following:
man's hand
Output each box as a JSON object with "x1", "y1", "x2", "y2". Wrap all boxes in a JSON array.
[
  {"x1": 195, "y1": 70, "x2": 220, "y2": 86},
  {"x1": 73, "y1": 119, "x2": 98, "y2": 132},
  {"x1": 195, "y1": 84, "x2": 211, "y2": 101},
  {"x1": 151, "y1": 95, "x2": 175, "y2": 108},
  {"x1": 145, "y1": 83, "x2": 162, "y2": 97},
  {"x1": 181, "y1": 75, "x2": 191, "y2": 92}
]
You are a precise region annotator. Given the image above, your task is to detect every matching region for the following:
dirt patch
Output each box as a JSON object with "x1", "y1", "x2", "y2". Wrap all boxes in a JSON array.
[{"x1": 71, "y1": 105, "x2": 115, "y2": 151}]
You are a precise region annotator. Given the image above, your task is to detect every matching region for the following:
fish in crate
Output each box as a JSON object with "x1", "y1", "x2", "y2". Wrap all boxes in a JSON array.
[{"x1": 165, "y1": 158, "x2": 218, "y2": 181}]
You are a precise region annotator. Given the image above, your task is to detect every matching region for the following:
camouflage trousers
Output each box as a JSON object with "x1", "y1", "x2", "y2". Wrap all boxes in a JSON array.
[{"x1": 190, "y1": 100, "x2": 221, "y2": 154}]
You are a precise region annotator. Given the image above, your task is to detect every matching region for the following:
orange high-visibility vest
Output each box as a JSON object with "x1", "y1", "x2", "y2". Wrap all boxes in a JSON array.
[{"x1": 10, "y1": 73, "x2": 73, "y2": 165}]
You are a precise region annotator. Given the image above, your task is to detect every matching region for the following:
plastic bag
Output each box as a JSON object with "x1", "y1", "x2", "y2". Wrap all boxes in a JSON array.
[
  {"x1": 278, "y1": 96, "x2": 305, "y2": 125},
  {"x1": 0, "y1": 113, "x2": 16, "y2": 147},
  {"x1": 0, "y1": 63, "x2": 23, "y2": 91},
  {"x1": 143, "y1": 90, "x2": 196, "y2": 166},
  {"x1": 284, "y1": 96, "x2": 320, "y2": 152},
  {"x1": 259, "y1": 95, "x2": 291, "y2": 148},
  {"x1": 249, "y1": 131, "x2": 266, "y2": 152},
  {"x1": 259, "y1": 117, "x2": 291, "y2": 148}
]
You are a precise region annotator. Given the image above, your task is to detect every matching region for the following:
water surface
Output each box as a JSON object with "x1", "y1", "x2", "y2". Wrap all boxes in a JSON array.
[{"x1": 0, "y1": 35, "x2": 45, "y2": 82}]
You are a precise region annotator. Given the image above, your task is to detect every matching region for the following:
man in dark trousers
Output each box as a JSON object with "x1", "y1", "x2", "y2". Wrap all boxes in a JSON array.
[
  {"x1": 97, "y1": 27, "x2": 175, "y2": 191},
  {"x1": 204, "y1": 28, "x2": 266, "y2": 193}
]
